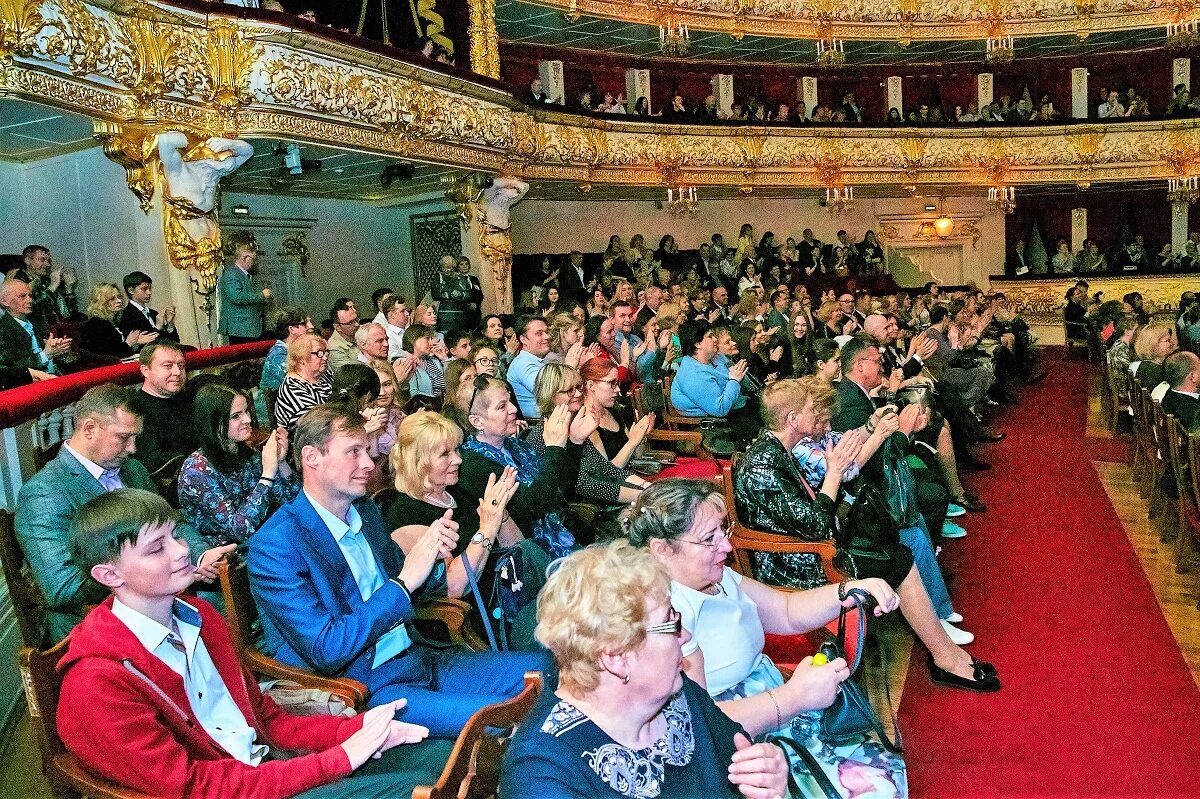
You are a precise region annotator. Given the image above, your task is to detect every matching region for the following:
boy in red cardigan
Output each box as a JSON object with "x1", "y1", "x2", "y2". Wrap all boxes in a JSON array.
[{"x1": 56, "y1": 488, "x2": 451, "y2": 799}]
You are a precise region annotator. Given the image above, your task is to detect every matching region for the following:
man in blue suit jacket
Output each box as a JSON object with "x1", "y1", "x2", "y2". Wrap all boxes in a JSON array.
[
  {"x1": 15, "y1": 384, "x2": 228, "y2": 643},
  {"x1": 217, "y1": 245, "x2": 270, "y2": 343},
  {"x1": 248, "y1": 404, "x2": 548, "y2": 738}
]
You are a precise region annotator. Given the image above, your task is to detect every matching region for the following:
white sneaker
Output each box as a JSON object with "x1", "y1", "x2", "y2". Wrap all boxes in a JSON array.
[
  {"x1": 945, "y1": 612, "x2": 964, "y2": 624},
  {"x1": 941, "y1": 619, "x2": 975, "y2": 645}
]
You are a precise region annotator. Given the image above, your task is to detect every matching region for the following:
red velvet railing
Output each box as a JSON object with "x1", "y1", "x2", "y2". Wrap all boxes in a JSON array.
[{"x1": 0, "y1": 341, "x2": 272, "y2": 430}]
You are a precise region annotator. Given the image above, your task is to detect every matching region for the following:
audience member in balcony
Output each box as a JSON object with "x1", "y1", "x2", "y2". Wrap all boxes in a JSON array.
[
  {"x1": 79, "y1": 283, "x2": 157, "y2": 359},
  {"x1": 1075, "y1": 238, "x2": 1108, "y2": 273},
  {"x1": 697, "y1": 94, "x2": 719, "y2": 119},
  {"x1": 327, "y1": 298, "x2": 362, "y2": 371},
  {"x1": 840, "y1": 91, "x2": 865, "y2": 123},
  {"x1": 127, "y1": 341, "x2": 194, "y2": 474},
  {"x1": 576, "y1": 88, "x2": 594, "y2": 113},
  {"x1": 596, "y1": 91, "x2": 626, "y2": 114},
  {"x1": 525, "y1": 76, "x2": 556, "y2": 105},
  {"x1": 1006, "y1": 237, "x2": 1031, "y2": 276},
  {"x1": 248, "y1": 403, "x2": 548, "y2": 737},
  {"x1": 261, "y1": 306, "x2": 313, "y2": 396},
  {"x1": 417, "y1": 36, "x2": 434, "y2": 58},
  {"x1": 666, "y1": 92, "x2": 690, "y2": 120},
  {"x1": 217, "y1": 243, "x2": 270, "y2": 344},
  {"x1": 275, "y1": 332, "x2": 333, "y2": 430},
  {"x1": 58, "y1": 488, "x2": 451, "y2": 799},
  {"x1": 794, "y1": 99, "x2": 809, "y2": 122},
  {"x1": 632, "y1": 96, "x2": 656, "y2": 116},
  {"x1": 1168, "y1": 83, "x2": 1198, "y2": 117},
  {"x1": 179, "y1": 383, "x2": 299, "y2": 547},
  {"x1": 16, "y1": 384, "x2": 230, "y2": 643},
  {"x1": 1050, "y1": 238, "x2": 1074, "y2": 274},
  {"x1": 1158, "y1": 243, "x2": 1176, "y2": 271},
  {"x1": 118, "y1": 271, "x2": 178, "y2": 343},
  {"x1": 1126, "y1": 89, "x2": 1151, "y2": 117},
  {"x1": 21, "y1": 245, "x2": 78, "y2": 339},
  {"x1": 0, "y1": 278, "x2": 69, "y2": 386},
  {"x1": 1098, "y1": 90, "x2": 1126, "y2": 119},
  {"x1": 1115, "y1": 235, "x2": 1150, "y2": 272}
]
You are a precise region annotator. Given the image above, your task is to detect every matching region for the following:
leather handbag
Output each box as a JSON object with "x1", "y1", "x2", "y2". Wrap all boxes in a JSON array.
[
  {"x1": 834, "y1": 480, "x2": 902, "y2": 579},
  {"x1": 817, "y1": 588, "x2": 903, "y2": 754}
]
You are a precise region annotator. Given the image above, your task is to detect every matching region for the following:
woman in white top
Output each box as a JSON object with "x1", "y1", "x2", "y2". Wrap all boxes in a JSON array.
[{"x1": 628, "y1": 479, "x2": 909, "y2": 798}]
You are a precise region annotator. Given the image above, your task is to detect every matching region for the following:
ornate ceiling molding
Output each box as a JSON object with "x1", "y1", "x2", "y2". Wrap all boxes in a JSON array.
[
  {"x1": 5, "y1": 0, "x2": 1200, "y2": 193},
  {"x1": 528, "y1": 0, "x2": 1187, "y2": 42}
]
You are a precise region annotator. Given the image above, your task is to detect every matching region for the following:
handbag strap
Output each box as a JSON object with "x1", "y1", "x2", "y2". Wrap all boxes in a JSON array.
[
  {"x1": 461, "y1": 552, "x2": 502, "y2": 652},
  {"x1": 836, "y1": 587, "x2": 872, "y2": 674},
  {"x1": 771, "y1": 736, "x2": 842, "y2": 799},
  {"x1": 837, "y1": 588, "x2": 904, "y2": 754}
]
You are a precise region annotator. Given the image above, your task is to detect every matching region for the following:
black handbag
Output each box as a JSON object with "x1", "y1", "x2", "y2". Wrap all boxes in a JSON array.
[
  {"x1": 834, "y1": 480, "x2": 902, "y2": 579},
  {"x1": 818, "y1": 588, "x2": 903, "y2": 754}
]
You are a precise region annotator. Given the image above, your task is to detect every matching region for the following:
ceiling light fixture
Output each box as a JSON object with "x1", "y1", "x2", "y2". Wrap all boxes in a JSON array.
[
  {"x1": 988, "y1": 185, "x2": 1016, "y2": 214},
  {"x1": 816, "y1": 38, "x2": 845, "y2": 68},
  {"x1": 825, "y1": 185, "x2": 854, "y2": 213},
  {"x1": 985, "y1": 34, "x2": 1014, "y2": 64},
  {"x1": 665, "y1": 186, "x2": 698, "y2": 216},
  {"x1": 1167, "y1": 20, "x2": 1200, "y2": 50},
  {"x1": 659, "y1": 19, "x2": 690, "y2": 56}
]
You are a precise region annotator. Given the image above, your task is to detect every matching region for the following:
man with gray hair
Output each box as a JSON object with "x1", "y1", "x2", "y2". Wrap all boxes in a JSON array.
[
  {"x1": 16, "y1": 383, "x2": 232, "y2": 642},
  {"x1": 0, "y1": 277, "x2": 71, "y2": 388},
  {"x1": 354, "y1": 321, "x2": 391, "y2": 368},
  {"x1": 432, "y1": 254, "x2": 471, "y2": 332}
]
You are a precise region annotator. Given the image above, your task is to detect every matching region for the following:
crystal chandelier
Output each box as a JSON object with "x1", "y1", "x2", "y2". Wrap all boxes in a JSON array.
[
  {"x1": 825, "y1": 186, "x2": 854, "y2": 213},
  {"x1": 1167, "y1": 21, "x2": 1200, "y2": 51},
  {"x1": 985, "y1": 34, "x2": 1014, "y2": 64},
  {"x1": 665, "y1": 186, "x2": 698, "y2": 216},
  {"x1": 659, "y1": 20, "x2": 690, "y2": 56},
  {"x1": 1168, "y1": 176, "x2": 1200, "y2": 208},
  {"x1": 816, "y1": 38, "x2": 845, "y2": 68},
  {"x1": 988, "y1": 185, "x2": 1016, "y2": 214}
]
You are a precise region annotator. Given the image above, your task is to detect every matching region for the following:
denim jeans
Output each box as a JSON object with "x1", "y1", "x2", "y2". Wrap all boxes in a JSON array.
[{"x1": 899, "y1": 519, "x2": 954, "y2": 620}]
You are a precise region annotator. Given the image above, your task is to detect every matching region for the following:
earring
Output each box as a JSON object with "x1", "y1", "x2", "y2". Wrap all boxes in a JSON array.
[{"x1": 622, "y1": 673, "x2": 630, "y2": 684}]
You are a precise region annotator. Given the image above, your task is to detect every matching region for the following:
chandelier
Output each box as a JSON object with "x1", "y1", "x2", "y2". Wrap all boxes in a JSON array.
[
  {"x1": 1168, "y1": 176, "x2": 1200, "y2": 209},
  {"x1": 985, "y1": 34, "x2": 1014, "y2": 64},
  {"x1": 659, "y1": 19, "x2": 690, "y2": 56},
  {"x1": 816, "y1": 38, "x2": 845, "y2": 68},
  {"x1": 988, "y1": 185, "x2": 1016, "y2": 214},
  {"x1": 1168, "y1": 21, "x2": 1200, "y2": 50},
  {"x1": 665, "y1": 186, "x2": 698, "y2": 216},
  {"x1": 825, "y1": 186, "x2": 854, "y2": 213}
]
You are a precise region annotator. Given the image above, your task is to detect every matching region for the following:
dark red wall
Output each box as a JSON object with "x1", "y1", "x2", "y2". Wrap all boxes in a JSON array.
[{"x1": 1005, "y1": 186, "x2": 1173, "y2": 254}]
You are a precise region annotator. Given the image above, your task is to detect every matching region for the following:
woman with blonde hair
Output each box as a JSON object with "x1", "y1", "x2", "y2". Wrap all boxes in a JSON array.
[
  {"x1": 815, "y1": 298, "x2": 847, "y2": 339},
  {"x1": 545, "y1": 311, "x2": 590, "y2": 367},
  {"x1": 500, "y1": 540, "x2": 788, "y2": 799},
  {"x1": 1131, "y1": 321, "x2": 1178, "y2": 392},
  {"x1": 79, "y1": 282, "x2": 157, "y2": 358},
  {"x1": 363, "y1": 359, "x2": 405, "y2": 494},
  {"x1": 273, "y1": 332, "x2": 332, "y2": 429}
]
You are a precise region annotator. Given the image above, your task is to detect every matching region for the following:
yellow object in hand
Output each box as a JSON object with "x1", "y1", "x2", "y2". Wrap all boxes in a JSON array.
[{"x1": 811, "y1": 652, "x2": 829, "y2": 666}]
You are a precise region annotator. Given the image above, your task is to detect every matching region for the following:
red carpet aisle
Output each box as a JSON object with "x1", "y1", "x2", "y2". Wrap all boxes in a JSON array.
[{"x1": 896, "y1": 350, "x2": 1200, "y2": 798}]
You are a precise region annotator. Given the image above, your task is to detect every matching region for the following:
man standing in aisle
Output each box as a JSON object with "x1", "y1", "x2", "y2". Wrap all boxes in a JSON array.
[{"x1": 217, "y1": 244, "x2": 270, "y2": 344}]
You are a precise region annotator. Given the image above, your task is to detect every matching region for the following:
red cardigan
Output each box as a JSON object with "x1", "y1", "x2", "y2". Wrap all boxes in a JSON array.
[{"x1": 57, "y1": 597, "x2": 363, "y2": 799}]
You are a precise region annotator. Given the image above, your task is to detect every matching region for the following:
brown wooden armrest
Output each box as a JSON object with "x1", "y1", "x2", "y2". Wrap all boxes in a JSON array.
[
  {"x1": 646, "y1": 429, "x2": 714, "y2": 461},
  {"x1": 415, "y1": 597, "x2": 488, "y2": 651},
  {"x1": 241, "y1": 651, "x2": 369, "y2": 708},
  {"x1": 729, "y1": 523, "x2": 846, "y2": 584}
]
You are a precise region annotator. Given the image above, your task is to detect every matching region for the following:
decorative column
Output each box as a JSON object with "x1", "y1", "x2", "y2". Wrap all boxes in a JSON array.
[
  {"x1": 800, "y1": 76, "x2": 818, "y2": 117},
  {"x1": 467, "y1": 0, "x2": 500, "y2": 79},
  {"x1": 462, "y1": 177, "x2": 529, "y2": 315},
  {"x1": 1173, "y1": 203, "x2": 1189, "y2": 253},
  {"x1": 1173, "y1": 57, "x2": 1191, "y2": 95},
  {"x1": 886, "y1": 76, "x2": 903, "y2": 118},
  {"x1": 977, "y1": 73, "x2": 994, "y2": 111},
  {"x1": 1071, "y1": 208, "x2": 1088, "y2": 253},
  {"x1": 539, "y1": 60, "x2": 565, "y2": 104},
  {"x1": 626, "y1": 69, "x2": 651, "y2": 113},
  {"x1": 712, "y1": 74, "x2": 734, "y2": 117},
  {"x1": 1071, "y1": 67, "x2": 1089, "y2": 119}
]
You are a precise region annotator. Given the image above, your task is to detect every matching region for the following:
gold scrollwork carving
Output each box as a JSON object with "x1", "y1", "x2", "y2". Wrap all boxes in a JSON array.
[
  {"x1": 0, "y1": 0, "x2": 47, "y2": 62},
  {"x1": 93, "y1": 120, "x2": 157, "y2": 212}
]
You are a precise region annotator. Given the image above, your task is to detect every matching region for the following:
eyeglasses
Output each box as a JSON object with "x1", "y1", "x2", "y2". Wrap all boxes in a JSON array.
[
  {"x1": 556, "y1": 385, "x2": 584, "y2": 395},
  {"x1": 595, "y1": 379, "x2": 621, "y2": 389},
  {"x1": 310, "y1": 350, "x2": 329, "y2": 358},
  {"x1": 677, "y1": 526, "x2": 732, "y2": 549},
  {"x1": 644, "y1": 608, "x2": 683, "y2": 636},
  {"x1": 474, "y1": 357, "x2": 498, "y2": 367}
]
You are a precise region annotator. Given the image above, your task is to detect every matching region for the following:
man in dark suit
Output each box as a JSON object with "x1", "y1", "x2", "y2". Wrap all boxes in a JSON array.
[
  {"x1": 1162, "y1": 351, "x2": 1200, "y2": 430},
  {"x1": 15, "y1": 384, "x2": 228, "y2": 643},
  {"x1": 217, "y1": 244, "x2": 270, "y2": 344},
  {"x1": 1005, "y1": 238, "x2": 1029, "y2": 276},
  {"x1": 634, "y1": 283, "x2": 665, "y2": 338},
  {"x1": 247, "y1": 404, "x2": 547, "y2": 739},
  {"x1": 458, "y1": 256, "x2": 484, "y2": 330},
  {"x1": 0, "y1": 277, "x2": 71, "y2": 388},
  {"x1": 118, "y1": 271, "x2": 179, "y2": 342},
  {"x1": 558, "y1": 250, "x2": 591, "y2": 307}
]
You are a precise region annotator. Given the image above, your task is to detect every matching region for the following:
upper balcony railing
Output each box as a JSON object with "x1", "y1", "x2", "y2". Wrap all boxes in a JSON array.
[{"x1": 6, "y1": 0, "x2": 1200, "y2": 191}]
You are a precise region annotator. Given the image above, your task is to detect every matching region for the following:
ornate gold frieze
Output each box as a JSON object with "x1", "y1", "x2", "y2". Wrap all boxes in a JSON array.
[
  {"x1": 467, "y1": 0, "x2": 499, "y2": 79},
  {"x1": 530, "y1": 0, "x2": 1189, "y2": 41}
]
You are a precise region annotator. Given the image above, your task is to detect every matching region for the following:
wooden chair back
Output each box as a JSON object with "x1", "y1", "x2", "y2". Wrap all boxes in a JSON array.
[
  {"x1": 1166, "y1": 415, "x2": 1192, "y2": 516},
  {"x1": 217, "y1": 560, "x2": 370, "y2": 709},
  {"x1": 0, "y1": 510, "x2": 48, "y2": 649},
  {"x1": 412, "y1": 672, "x2": 543, "y2": 799},
  {"x1": 150, "y1": 454, "x2": 185, "y2": 509},
  {"x1": 1064, "y1": 320, "x2": 1089, "y2": 356},
  {"x1": 21, "y1": 641, "x2": 162, "y2": 799},
  {"x1": 721, "y1": 458, "x2": 845, "y2": 585},
  {"x1": 659, "y1": 373, "x2": 704, "y2": 430}
]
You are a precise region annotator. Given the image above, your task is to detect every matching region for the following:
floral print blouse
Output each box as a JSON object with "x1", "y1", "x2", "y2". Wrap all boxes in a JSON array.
[{"x1": 178, "y1": 449, "x2": 300, "y2": 547}]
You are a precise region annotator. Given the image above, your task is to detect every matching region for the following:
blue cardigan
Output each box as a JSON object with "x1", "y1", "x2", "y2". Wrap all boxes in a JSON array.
[{"x1": 670, "y1": 355, "x2": 746, "y2": 417}]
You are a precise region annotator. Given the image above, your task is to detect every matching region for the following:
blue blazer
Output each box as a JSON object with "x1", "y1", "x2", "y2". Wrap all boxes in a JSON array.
[
  {"x1": 247, "y1": 492, "x2": 444, "y2": 684},
  {"x1": 216, "y1": 266, "x2": 265, "y2": 338}
]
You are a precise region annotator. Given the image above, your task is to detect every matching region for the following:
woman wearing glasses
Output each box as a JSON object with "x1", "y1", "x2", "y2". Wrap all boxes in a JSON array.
[
  {"x1": 500, "y1": 540, "x2": 789, "y2": 799},
  {"x1": 447, "y1": 374, "x2": 594, "y2": 558},
  {"x1": 627, "y1": 479, "x2": 908, "y2": 799},
  {"x1": 273, "y1": 332, "x2": 332, "y2": 430}
]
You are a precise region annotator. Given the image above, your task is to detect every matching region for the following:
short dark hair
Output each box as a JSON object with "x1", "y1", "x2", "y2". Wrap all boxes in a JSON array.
[
  {"x1": 371, "y1": 287, "x2": 394, "y2": 308},
  {"x1": 330, "y1": 298, "x2": 356, "y2": 322},
  {"x1": 75, "y1": 384, "x2": 139, "y2": 426},
  {"x1": 193, "y1": 382, "x2": 253, "y2": 474},
  {"x1": 445, "y1": 328, "x2": 472, "y2": 348},
  {"x1": 839, "y1": 334, "x2": 876, "y2": 374},
  {"x1": 928, "y1": 304, "x2": 950, "y2": 324},
  {"x1": 71, "y1": 488, "x2": 178, "y2": 573},
  {"x1": 138, "y1": 339, "x2": 185, "y2": 368},
  {"x1": 610, "y1": 300, "x2": 634, "y2": 314},
  {"x1": 515, "y1": 314, "x2": 546, "y2": 339},
  {"x1": 331, "y1": 362, "x2": 381, "y2": 405},
  {"x1": 808, "y1": 338, "x2": 840, "y2": 374},
  {"x1": 293, "y1": 403, "x2": 368, "y2": 476},
  {"x1": 122, "y1": 271, "x2": 153, "y2": 297},
  {"x1": 272, "y1": 305, "x2": 310, "y2": 339},
  {"x1": 22, "y1": 245, "x2": 49, "y2": 259},
  {"x1": 677, "y1": 319, "x2": 711, "y2": 356},
  {"x1": 402, "y1": 323, "x2": 434, "y2": 352},
  {"x1": 583, "y1": 315, "x2": 607, "y2": 346}
]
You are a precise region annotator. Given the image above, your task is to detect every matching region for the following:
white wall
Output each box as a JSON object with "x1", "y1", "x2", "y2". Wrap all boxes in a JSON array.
[
  {"x1": 509, "y1": 196, "x2": 1006, "y2": 288},
  {"x1": 0, "y1": 161, "x2": 28, "y2": 253}
]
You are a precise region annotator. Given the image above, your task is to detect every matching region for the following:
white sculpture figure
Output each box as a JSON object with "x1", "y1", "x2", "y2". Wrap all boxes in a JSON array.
[
  {"x1": 157, "y1": 131, "x2": 254, "y2": 293},
  {"x1": 476, "y1": 177, "x2": 529, "y2": 308}
]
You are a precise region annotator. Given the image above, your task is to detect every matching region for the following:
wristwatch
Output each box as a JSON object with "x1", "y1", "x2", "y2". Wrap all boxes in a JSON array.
[{"x1": 470, "y1": 532, "x2": 494, "y2": 550}]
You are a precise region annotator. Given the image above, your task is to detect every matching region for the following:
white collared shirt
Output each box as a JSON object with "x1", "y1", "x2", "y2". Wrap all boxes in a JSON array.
[
  {"x1": 62, "y1": 442, "x2": 114, "y2": 484},
  {"x1": 386, "y1": 324, "x2": 407, "y2": 360},
  {"x1": 111, "y1": 598, "x2": 264, "y2": 765}
]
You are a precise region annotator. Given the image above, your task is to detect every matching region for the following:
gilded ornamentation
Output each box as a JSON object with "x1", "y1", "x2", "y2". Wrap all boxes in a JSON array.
[
  {"x1": 474, "y1": 177, "x2": 529, "y2": 315},
  {"x1": 0, "y1": 0, "x2": 46, "y2": 62},
  {"x1": 93, "y1": 120, "x2": 157, "y2": 212},
  {"x1": 467, "y1": 0, "x2": 499, "y2": 78},
  {"x1": 999, "y1": 275, "x2": 1187, "y2": 324},
  {"x1": 204, "y1": 19, "x2": 260, "y2": 120}
]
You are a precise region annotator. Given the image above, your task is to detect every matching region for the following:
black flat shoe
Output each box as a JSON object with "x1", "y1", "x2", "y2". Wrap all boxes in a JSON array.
[{"x1": 929, "y1": 655, "x2": 1001, "y2": 693}]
